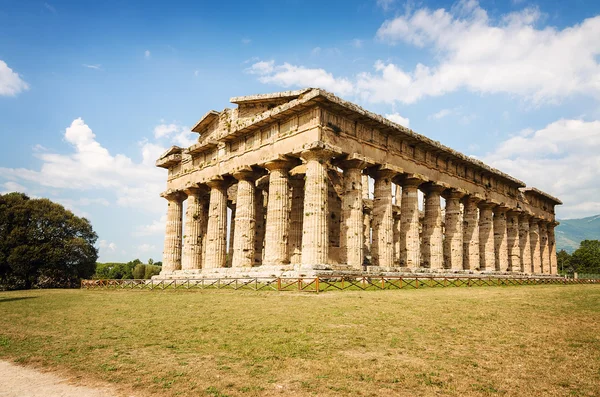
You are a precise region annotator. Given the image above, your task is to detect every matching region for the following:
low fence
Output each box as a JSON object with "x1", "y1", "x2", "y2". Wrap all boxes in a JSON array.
[{"x1": 81, "y1": 275, "x2": 599, "y2": 293}]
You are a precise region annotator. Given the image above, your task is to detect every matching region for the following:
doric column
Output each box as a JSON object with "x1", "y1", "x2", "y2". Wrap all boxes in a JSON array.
[
  {"x1": 263, "y1": 160, "x2": 293, "y2": 266},
  {"x1": 395, "y1": 184, "x2": 402, "y2": 206},
  {"x1": 161, "y1": 191, "x2": 185, "y2": 273},
  {"x1": 227, "y1": 203, "x2": 236, "y2": 267},
  {"x1": 442, "y1": 189, "x2": 464, "y2": 271},
  {"x1": 462, "y1": 195, "x2": 480, "y2": 271},
  {"x1": 301, "y1": 148, "x2": 335, "y2": 267},
  {"x1": 288, "y1": 175, "x2": 304, "y2": 265},
  {"x1": 371, "y1": 166, "x2": 398, "y2": 268},
  {"x1": 363, "y1": 207, "x2": 372, "y2": 264},
  {"x1": 182, "y1": 187, "x2": 207, "y2": 270},
  {"x1": 539, "y1": 221, "x2": 550, "y2": 274},
  {"x1": 421, "y1": 183, "x2": 445, "y2": 269},
  {"x1": 393, "y1": 212, "x2": 401, "y2": 265},
  {"x1": 204, "y1": 177, "x2": 228, "y2": 269},
  {"x1": 231, "y1": 169, "x2": 257, "y2": 268},
  {"x1": 529, "y1": 219, "x2": 541, "y2": 274},
  {"x1": 493, "y1": 206, "x2": 509, "y2": 271},
  {"x1": 339, "y1": 157, "x2": 368, "y2": 269},
  {"x1": 519, "y1": 213, "x2": 532, "y2": 273},
  {"x1": 399, "y1": 176, "x2": 423, "y2": 268},
  {"x1": 478, "y1": 202, "x2": 496, "y2": 271},
  {"x1": 506, "y1": 210, "x2": 521, "y2": 273},
  {"x1": 254, "y1": 188, "x2": 266, "y2": 266},
  {"x1": 548, "y1": 221, "x2": 558, "y2": 275},
  {"x1": 361, "y1": 174, "x2": 370, "y2": 200}
]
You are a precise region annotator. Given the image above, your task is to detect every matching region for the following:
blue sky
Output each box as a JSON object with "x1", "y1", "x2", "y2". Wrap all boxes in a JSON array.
[{"x1": 1, "y1": 0, "x2": 600, "y2": 262}]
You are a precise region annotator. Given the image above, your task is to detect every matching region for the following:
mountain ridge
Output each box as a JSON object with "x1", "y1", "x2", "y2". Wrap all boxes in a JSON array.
[{"x1": 556, "y1": 214, "x2": 600, "y2": 252}]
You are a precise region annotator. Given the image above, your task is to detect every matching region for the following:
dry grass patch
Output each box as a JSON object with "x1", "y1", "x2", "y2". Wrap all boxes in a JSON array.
[{"x1": 0, "y1": 285, "x2": 599, "y2": 396}]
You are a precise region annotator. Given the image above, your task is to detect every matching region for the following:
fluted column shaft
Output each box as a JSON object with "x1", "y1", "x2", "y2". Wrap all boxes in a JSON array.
[
  {"x1": 227, "y1": 203, "x2": 236, "y2": 267},
  {"x1": 254, "y1": 189, "x2": 266, "y2": 266},
  {"x1": 548, "y1": 223, "x2": 558, "y2": 275},
  {"x1": 540, "y1": 221, "x2": 550, "y2": 274},
  {"x1": 288, "y1": 176, "x2": 305, "y2": 265},
  {"x1": 494, "y1": 207, "x2": 509, "y2": 271},
  {"x1": 182, "y1": 188, "x2": 206, "y2": 270},
  {"x1": 506, "y1": 210, "x2": 521, "y2": 272},
  {"x1": 529, "y1": 220, "x2": 541, "y2": 274},
  {"x1": 363, "y1": 208, "x2": 372, "y2": 263},
  {"x1": 421, "y1": 184, "x2": 445, "y2": 269},
  {"x1": 442, "y1": 190, "x2": 463, "y2": 270},
  {"x1": 462, "y1": 196, "x2": 480, "y2": 270},
  {"x1": 162, "y1": 192, "x2": 184, "y2": 273},
  {"x1": 205, "y1": 179, "x2": 228, "y2": 269},
  {"x1": 263, "y1": 161, "x2": 292, "y2": 266},
  {"x1": 372, "y1": 169, "x2": 395, "y2": 268},
  {"x1": 400, "y1": 178, "x2": 422, "y2": 268},
  {"x1": 478, "y1": 203, "x2": 495, "y2": 271},
  {"x1": 340, "y1": 161, "x2": 366, "y2": 269},
  {"x1": 301, "y1": 150, "x2": 333, "y2": 267},
  {"x1": 519, "y1": 214, "x2": 532, "y2": 273},
  {"x1": 232, "y1": 172, "x2": 256, "y2": 268}
]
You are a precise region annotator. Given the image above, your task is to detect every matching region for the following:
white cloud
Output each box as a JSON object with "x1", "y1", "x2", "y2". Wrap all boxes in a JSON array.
[
  {"x1": 98, "y1": 240, "x2": 117, "y2": 252},
  {"x1": 1, "y1": 181, "x2": 27, "y2": 194},
  {"x1": 153, "y1": 122, "x2": 195, "y2": 147},
  {"x1": 385, "y1": 113, "x2": 410, "y2": 127},
  {"x1": 136, "y1": 243, "x2": 156, "y2": 253},
  {"x1": 351, "y1": 39, "x2": 364, "y2": 48},
  {"x1": 82, "y1": 64, "x2": 102, "y2": 70},
  {"x1": 377, "y1": 0, "x2": 396, "y2": 11},
  {"x1": 144, "y1": 50, "x2": 151, "y2": 58},
  {"x1": 0, "y1": 60, "x2": 29, "y2": 96},
  {"x1": 311, "y1": 47, "x2": 322, "y2": 56},
  {"x1": 134, "y1": 215, "x2": 166, "y2": 236},
  {"x1": 430, "y1": 109, "x2": 452, "y2": 120},
  {"x1": 247, "y1": 60, "x2": 354, "y2": 96},
  {"x1": 43, "y1": 2, "x2": 56, "y2": 13},
  {"x1": 483, "y1": 118, "x2": 600, "y2": 218}
]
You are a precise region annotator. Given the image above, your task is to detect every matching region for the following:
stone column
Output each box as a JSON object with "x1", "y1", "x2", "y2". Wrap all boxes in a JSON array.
[
  {"x1": 420, "y1": 183, "x2": 445, "y2": 269},
  {"x1": 227, "y1": 203, "x2": 236, "y2": 267},
  {"x1": 462, "y1": 195, "x2": 480, "y2": 271},
  {"x1": 519, "y1": 214, "x2": 532, "y2": 274},
  {"x1": 393, "y1": 212, "x2": 401, "y2": 265},
  {"x1": 506, "y1": 210, "x2": 521, "y2": 273},
  {"x1": 361, "y1": 174, "x2": 370, "y2": 200},
  {"x1": 182, "y1": 187, "x2": 206, "y2": 270},
  {"x1": 363, "y1": 207, "x2": 372, "y2": 265},
  {"x1": 529, "y1": 219, "x2": 541, "y2": 274},
  {"x1": 339, "y1": 158, "x2": 367, "y2": 269},
  {"x1": 161, "y1": 191, "x2": 185, "y2": 273},
  {"x1": 254, "y1": 188, "x2": 266, "y2": 266},
  {"x1": 301, "y1": 149, "x2": 335, "y2": 268},
  {"x1": 540, "y1": 221, "x2": 550, "y2": 274},
  {"x1": 442, "y1": 189, "x2": 464, "y2": 271},
  {"x1": 493, "y1": 206, "x2": 509, "y2": 272},
  {"x1": 263, "y1": 160, "x2": 293, "y2": 266},
  {"x1": 399, "y1": 176, "x2": 423, "y2": 268},
  {"x1": 288, "y1": 175, "x2": 304, "y2": 265},
  {"x1": 204, "y1": 177, "x2": 228, "y2": 269},
  {"x1": 478, "y1": 202, "x2": 495, "y2": 271},
  {"x1": 372, "y1": 167, "x2": 397, "y2": 268},
  {"x1": 548, "y1": 222, "x2": 558, "y2": 275},
  {"x1": 231, "y1": 170, "x2": 257, "y2": 268}
]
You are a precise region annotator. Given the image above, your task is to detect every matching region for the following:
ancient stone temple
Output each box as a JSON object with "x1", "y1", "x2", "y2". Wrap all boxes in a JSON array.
[{"x1": 156, "y1": 88, "x2": 561, "y2": 278}]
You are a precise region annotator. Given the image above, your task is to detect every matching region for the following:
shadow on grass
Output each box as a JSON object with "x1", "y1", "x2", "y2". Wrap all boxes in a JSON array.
[{"x1": 0, "y1": 296, "x2": 38, "y2": 303}]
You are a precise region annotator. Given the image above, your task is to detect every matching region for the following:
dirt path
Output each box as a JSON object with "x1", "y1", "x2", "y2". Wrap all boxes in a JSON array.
[{"x1": 0, "y1": 360, "x2": 119, "y2": 397}]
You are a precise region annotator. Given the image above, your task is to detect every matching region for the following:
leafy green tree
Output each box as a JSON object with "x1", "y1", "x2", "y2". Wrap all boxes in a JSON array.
[
  {"x1": 0, "y1": 193, "x2": 98, "y2": 289},
  {"x1": 556, "y1": 249, "x2": 572, "y2": 274},
  {"x1": 147, "y1": 258, "x2": 154, "y2": 266},
  {"x1": 132, "y1": 263, "x2": 145, "y2": 279},
  {"x1": 570, "y1": 240, "x2": 600, "y2": 274}
]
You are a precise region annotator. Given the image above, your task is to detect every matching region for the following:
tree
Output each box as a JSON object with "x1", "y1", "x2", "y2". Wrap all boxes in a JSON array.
[
  {"x1": 0, "y1": 193, "x2": 98, "y2": 290},
  {"x1": 570, "y1": 240, "x2": 600, "y2": 274},
  {"x1": 147, "y1": 258, "x2": 154, "y2": 266},
  {"x1": 556, "y1": 249, "x2": 572, "y2": 274}
]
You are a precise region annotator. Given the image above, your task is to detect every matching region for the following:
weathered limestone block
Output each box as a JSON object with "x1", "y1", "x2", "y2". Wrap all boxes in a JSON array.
[
  {"x1": 478, "y1": 202, "x2": 496, "y2": 271},
  {"x1": 420, "y1": 183, "x2": 445, "y2": 269},
  {"x1": 182, "y1": 187, "x2": 207, "y2": 270},
  {"x1": 339, "y1": 158, "x2": 367, "y2": 269},
  {"x1": 288, "y1": 176, "x2": 305, "y2": 265},
  {"x1": 232, "y1": 170, "x2": 257, "y2": 268},
  {"x1": 506, "y1": 210, "x2": 521, "y2": 272},
  {"x1": 518, "y1": 214, "x2": 532, "y2": 274},
  {"x1": 361, "y1": 174, "x2": 370, "y2": 200},
  {"x1": 372, "y1": 167, "x2": 398, "y2": 268},
  {"x1": 493, "y1": 206, "x2": 509, "y2": 271},
  {"x1": 529, "y1": 219, "x2": 541, "y2": 274},
  {"x1": 539, "y1": 221, "x2": 550, "y2": 274},
  {"x1": 462, "y1": 195, "x2": 480, "y2": 271},
  {"x1": 301, "y1": 148, "x2": 335, "y2": 267},
  {"x1": 442, "y1": 189, "x2": 464, "y2": 270},
  {"x1": 548, "y1": 222, "x2": 558, "y2": 275},
  {"x1": 263, "y1": 160, "x2": 293, "y2": 266},
  {"x1": 161, "y1": 191, "x2": 185, "y2": 273},
  {"x1": 204, "y1": 178, "x2": 228, "y2": 269},
  {"x1": 399, "y1": 176, "x2": 423, "y2": 268}
]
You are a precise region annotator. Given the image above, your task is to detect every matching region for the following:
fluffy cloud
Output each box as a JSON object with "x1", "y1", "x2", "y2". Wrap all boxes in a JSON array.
[
  {"x1": 134, "y1": 215, "x2": 167, "y2": 236},
  {"x1": 153, "y1": 123, "x2": 195, "y2": 147},
  {"x1": 385, "y1": 113, "x2": 410, "y2": 127},
  {"x1": 483, "y1": 118, "x2": 600, "y2": 218},
  {"x1": 0, "y1": 60, "x2": 29, "y2": 96},
  {"x1": 144, "y1": 50, "x2": 151, "y2": 58}
]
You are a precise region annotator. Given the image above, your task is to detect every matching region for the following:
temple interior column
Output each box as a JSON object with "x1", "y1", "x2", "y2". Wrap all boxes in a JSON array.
[
  {"x1": 339, "y1": 158, "x2": 367, "y2": 269},
  {"x1": 227, "y1": 202, "x2": 236, "y2": 267},
  {"x1": 529, "y1": 219, "x2": 541, "y2": 274},
  {"x1": 393, "y1": 212, "x2": 401, "y2": 265},
  {"x1": 263, "y1": 160, "x2": 293, "y2": 266},
  {"x1": 288, "y1": 175, "x2": 304, "y2": 265},
  {"x1": 493, "y1": 206, "x2": 509, "y2": 271},
  {"x1": 399, "y1": 176, "x2": 422, "y2": 268},
  {"x1": 161, "y1": 191, "x2": 185, "y2": 273},
  {"x1": 540, "y1": 221, "x2": 550, "y2": 274},
  {"x1": 372, "y1": 167, "x2": 396, "y2": 268},
  {"x1": 182, "y1": 187, "x2": 206, "y2": 271},
  {"x1": 478, "y1": 202, "x2": 495, "y2": 271},
  {"x1": 462, "y1": 196, "x2": 480, "y2": 271},
  {"x1": 204, "y1": 177, "x2": 228, "y2": 269},
  {"x1": 548, "y1": 222, "x2": 558, "y2": 275},
  {"x1": 363, "y1": 206, "x2": 372, "y2": 265},
  {"x1": 442, "y1": 189, "x2": 463, "y2": 271},
  {"x1": 301, "y1": 148, "x2": 335, "y2": 268},
  {"x1": 518, "y1": 214, "x2": 532, "y2": 274},
  {"x1": 506, "y1": 210, "x2": 521, "y2": 273},
  {"x1": 421, "y1": 183, "x2": 445, "y2": 269},
  {"x1": 254, "y1": 188, "x2": 266, "y2": 266},
  {"x1": 231, "y1": 169, "x2": 257, "y2": 268}
]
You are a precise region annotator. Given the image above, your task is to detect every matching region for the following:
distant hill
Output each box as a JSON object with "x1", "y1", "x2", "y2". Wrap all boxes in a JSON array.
[{"x1": 556, "y1": 214, "x2": 600, "y2": 253}]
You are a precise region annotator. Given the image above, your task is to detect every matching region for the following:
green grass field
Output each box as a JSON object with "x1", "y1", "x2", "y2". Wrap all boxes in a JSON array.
[{"x1": 0, "y1": 285, "x2": 599, "y2": 396}]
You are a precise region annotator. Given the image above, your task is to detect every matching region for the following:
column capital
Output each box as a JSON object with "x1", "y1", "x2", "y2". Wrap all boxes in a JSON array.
[
  {"x1": 160, "y1": 189, "x2": 186, "y2": 202},
  {"x1": 396, "y1": 173, "x2": 428, "y2": 187},
  {"x1": 183, "y1": 184, "x2": 208, "y2": 197},
  {"x1": 298, "y1": 141, "x2": 342, "y2": 162},
  {"x1": 333, "y1": 153, "x2": 374, "y2": 170},
  {"x1": 232, "y1": 166, "x2": 263, "y2": 181},
  {"x1": 478, "y1": 201, "x2": 497, "y2": 210},
  {"x1": 261, "y1": 156, "x2": 299, "y2": 171},
  {"x1": 206, "y1": 176, "x2": 228, "y2": 189},
  {"x1": 518, "y1": 212, "x2": 533, "y2": 222},
  {"x1": 441, "y1": 187, "x2": 465, "y2": 199},
  {"x1": 369, "y1": 163, "x2": 404, "y2": 179},
  {"x1": 529, "y1": 217, "x2": 542, "y2": 226},
  {"x1": 494, "y1": 205, "x2": 510, "y2": 214},
  {"x1": 462, "y1": 194, "x2": 483, "y2": 205}
]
